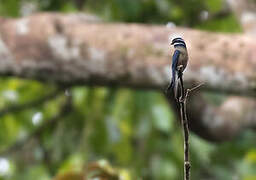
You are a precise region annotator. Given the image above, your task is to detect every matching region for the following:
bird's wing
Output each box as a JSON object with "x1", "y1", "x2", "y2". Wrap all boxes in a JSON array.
[
  {"x1": 172, "y1": 50, "x2": 180, "y2": 99},
  {"x1": 171, "y1": 50, "x2": 180, "y2": 86},
  {"x1": 166, "y1": 50, "x2": 180, "y2": 97}
]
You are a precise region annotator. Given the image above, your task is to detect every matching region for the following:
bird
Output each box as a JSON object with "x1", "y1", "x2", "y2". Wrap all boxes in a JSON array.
[{"x1": 166, "y1": 37, "x2": 188, "y2": 100}]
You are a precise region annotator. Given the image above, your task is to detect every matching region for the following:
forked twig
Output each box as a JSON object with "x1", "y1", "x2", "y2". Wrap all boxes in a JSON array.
[{"x1": 187, "y1": 83, "x2": 204, "y2": 93}]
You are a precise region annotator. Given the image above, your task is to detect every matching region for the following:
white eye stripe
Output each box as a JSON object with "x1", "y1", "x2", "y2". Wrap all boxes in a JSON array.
[
  {"x1": 174, "y1": 41, "x2": 185, "y2": 44},
  {"x1": 174, "y1": 42, "x2": 186, "y2": 46}
]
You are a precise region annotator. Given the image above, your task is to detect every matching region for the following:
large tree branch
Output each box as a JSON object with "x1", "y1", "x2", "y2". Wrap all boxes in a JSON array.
[
  {"x1": 186, "y1": 94, "x2": 256, "y2": 141},
  {"x1": 0, "y1": 13, "x2": 255, "y2": 95},
  {"x1": 0, "y1": 13, "x2": 256, "y2": 141}
]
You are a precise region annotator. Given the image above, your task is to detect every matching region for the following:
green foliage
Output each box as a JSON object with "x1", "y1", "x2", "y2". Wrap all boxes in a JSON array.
[
  {"x1": 205, "y1": 0, "x2": 222, "y2": 13},
  {"x1": 0, "y1": 0, "x2": 20, "y2": 17},
  {"x1": 84, "y1": 0, "x2": 206, "y2": 25},
  {"x1": 0, "y1": 0, "x2": 254, "y2": 180},
  {"x1": 196, "y1": 14, "x2": 242, "y2": 32}
]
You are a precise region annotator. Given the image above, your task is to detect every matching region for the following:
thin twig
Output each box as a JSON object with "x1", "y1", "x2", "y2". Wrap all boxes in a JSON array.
[
  {"x1": 188, "y1": 83, "x2": 204, "y2": 93},
  {"x1": 178, "y1": 71, "x2": 190, "y2": 180},
  {"x1": 176, "y1": 67, "x2": 204, "y2": 180}
]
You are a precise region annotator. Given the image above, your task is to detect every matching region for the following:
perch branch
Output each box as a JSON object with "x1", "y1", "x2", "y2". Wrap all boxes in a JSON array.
[
  {"x1": 176, "y1": 69, "x2": 203, "y2": 180},
  {"x1": 177, "y1": 70, "x2": 190, "y2": 180}
]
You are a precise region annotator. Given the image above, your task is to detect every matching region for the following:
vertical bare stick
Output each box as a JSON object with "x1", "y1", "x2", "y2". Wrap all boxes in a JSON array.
[
  {"x1": 178, "y1": 70, "x2": 190, "y2": 180},
  {"x1": 166, "y1": 70, "x2": 202, "y2": 179}
]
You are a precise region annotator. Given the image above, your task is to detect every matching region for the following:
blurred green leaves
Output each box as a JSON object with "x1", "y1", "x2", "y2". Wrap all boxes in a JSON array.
[
  {"x1": 0, "y1": 0, "x2": 20, "y2": 17},
  {"x1": 196, "y1": 14, "x2": 242, "y2": 32},
  {"x1": 0, "y1": 0, "x2": 254, "y2": 179},
  {"x1": 205, "y1": 0, "x2": 222, "y2": 13}
]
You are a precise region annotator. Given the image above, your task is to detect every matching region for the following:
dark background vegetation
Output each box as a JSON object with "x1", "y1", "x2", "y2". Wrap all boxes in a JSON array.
[{"x1": 0, "y1": 0, "x2": 255, "y2": 180}]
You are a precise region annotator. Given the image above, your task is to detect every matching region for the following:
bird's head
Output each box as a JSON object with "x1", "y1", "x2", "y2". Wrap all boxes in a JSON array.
[{"x1": 171, "y1": 37, "x2": 186, "y2": 48}]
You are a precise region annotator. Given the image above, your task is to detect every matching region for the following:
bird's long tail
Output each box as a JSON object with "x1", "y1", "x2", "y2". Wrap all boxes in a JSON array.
[
  {"x1": 165, "y1": 71, "x2": 178, "y2": 99},
  {"x1": 165, "y1": 81, "x2": 173, "y2": 97},
  {"x1": 173, "y1": 72, "x2": 179, "y2": 100}
]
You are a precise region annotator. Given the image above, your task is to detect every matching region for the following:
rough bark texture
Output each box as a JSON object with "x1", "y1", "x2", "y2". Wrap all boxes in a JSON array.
[
  {"x1": 0, "y1": 13, "x2": 256, "y2": 94},
  {"x1": 0, "y1": 13, "x2": 256, "y2": 141},
  {"x1": 187, "y1": 93, "x2": 256, "y2": 141}
]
